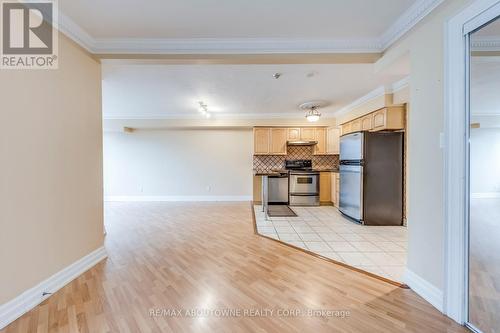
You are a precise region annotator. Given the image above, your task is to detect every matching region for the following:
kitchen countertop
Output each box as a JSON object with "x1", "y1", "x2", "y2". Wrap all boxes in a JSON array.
[
  {"x1": 317, "y1": 169, "x2": 339, "y2": 173},
  {"x1": 253, "y1": 168, "x2": 339, "y2": 176}
]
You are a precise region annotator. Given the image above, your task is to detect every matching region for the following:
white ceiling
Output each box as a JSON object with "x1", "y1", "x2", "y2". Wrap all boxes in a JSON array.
[
  {"x1": 102, "y1": 63, "x2": 407, "y2": 119},
  {"x1": 471, "y1": 57, "x2": 500, "y2": 115},
  {"x1": 470, "y1": 15, "x2": 500, "y2": 51},
  {"x1": 57, "y1": 0, "x2": 445, "y2": 54},
  {"x1": 61, "y1": 0, "x2": 414, "y2": 39}
]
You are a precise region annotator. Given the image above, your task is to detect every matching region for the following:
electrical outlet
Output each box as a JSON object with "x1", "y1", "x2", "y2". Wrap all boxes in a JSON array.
[{"x1": 206, "y1": 185, "x2": 211, "y2": 192}]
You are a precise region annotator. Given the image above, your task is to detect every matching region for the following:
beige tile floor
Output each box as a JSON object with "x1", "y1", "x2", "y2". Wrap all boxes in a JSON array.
[{"x1": 254, "y1": 205, "x2": 407, "y2": 282}]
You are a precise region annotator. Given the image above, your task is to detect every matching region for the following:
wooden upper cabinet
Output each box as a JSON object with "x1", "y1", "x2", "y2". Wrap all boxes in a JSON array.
[
  {"x1": 253, "y1": 128, "x2": 270, "y2": 155},
  {"x1": 327, "y1": 127, "x2": 340, "y2": 154},
  {"x1": 351, "y1": 118, "x2": 362, "y2": 132},
  {"x1": 287, "y1": 128, "x2": 301, "y2": 141},
  {"x1": 270, "y1": 128, "x2": 287, "y2": 155},
  {"x1": 371, "y1": 106, "x2": 405, "y2": 131},
  {"x1": 339, "y1": 105, "x2": 405, "y2": 136},
  {"x1": 361, "y1": 114, "x2": 373, "y2": 131},
  {"x1": 300, "y1": 128, "x2": 316, "y2": 141},
  {"x1": 254, "y1": 126, "x2": 335, "y2": 155},
  {"x1": 372, "y1": 109, "x2": 386, "y2": 129},
  {"x1": 341, "y1": 122, "x2": 352, "y2": 136},
  {"x1": 314, "y1": 128, "x2": 327, "y2": 155}
]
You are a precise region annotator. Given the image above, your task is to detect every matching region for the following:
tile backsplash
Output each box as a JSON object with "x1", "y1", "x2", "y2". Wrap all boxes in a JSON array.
[{"x1": 253, "y1": 146, "x2": 339, "y2": 172}]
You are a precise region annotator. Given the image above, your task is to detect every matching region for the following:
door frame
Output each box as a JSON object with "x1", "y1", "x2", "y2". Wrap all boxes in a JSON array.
[{"x1": 444, "y1": 0, "x2": 500, "y2": 325}]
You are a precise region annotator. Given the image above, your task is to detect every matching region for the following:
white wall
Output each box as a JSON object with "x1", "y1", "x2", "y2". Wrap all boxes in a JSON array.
[
  {"x1": 377, "y1": 0, "x2": 473, "y2": 295},
  {"x1": 470, "y1": 127, "x2": 500, "y2": 196},
  {"x1": 0, "y1": 33, "x2": 103, "y2": 305},
  {"x1": 103, "y1": 129, "x2": 253, "y2": 200}
]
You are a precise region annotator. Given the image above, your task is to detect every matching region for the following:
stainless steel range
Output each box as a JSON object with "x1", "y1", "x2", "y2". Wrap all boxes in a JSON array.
[{"x1": 286, "y1": 160, "x2": 320, "y2": 206}]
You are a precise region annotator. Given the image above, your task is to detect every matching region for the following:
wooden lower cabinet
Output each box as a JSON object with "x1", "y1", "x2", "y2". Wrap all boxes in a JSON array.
[
  {"x1": 335, "y1": 173, "x2": 340, "y2": 207},
  {"x1": 331, "y1": 172, "x2": 340, "y2": 207},
  {"x1": 319, "y1": 172, "x2": 332, "y2": 204},
  {"x1": 331, "y1": 173, "x2": 336, "y2": 206},
  {"x1": 253, "y1": 176, "x2": 262, "y2": 203}
]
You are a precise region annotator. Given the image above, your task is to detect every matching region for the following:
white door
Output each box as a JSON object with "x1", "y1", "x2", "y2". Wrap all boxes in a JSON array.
[{"x1": 466, "y1": 12, "x2": 500, "y2": 333}]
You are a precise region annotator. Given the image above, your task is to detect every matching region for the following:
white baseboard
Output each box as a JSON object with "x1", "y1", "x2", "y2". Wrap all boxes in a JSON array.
[
  {"x1": 404, "y1": 269, "x2": 443, "y2": 312},
  {"x1": 470, "y1": 192, "x2": 500, "y2": 199},
  {"x1": 0, "y1": 247, "x2": 107, "y2": 330},
  {"x1": 104, "y1": 195, "x2": 252, "y2": 202}
]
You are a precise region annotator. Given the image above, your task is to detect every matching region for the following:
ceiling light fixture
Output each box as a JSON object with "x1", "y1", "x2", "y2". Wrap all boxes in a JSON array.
[
  {"x1": 299, "y1": 101, "x2": 328, "y2": 123},
  {"x1": 305, "y1": 106, "x2": 321, "y2": 122}
]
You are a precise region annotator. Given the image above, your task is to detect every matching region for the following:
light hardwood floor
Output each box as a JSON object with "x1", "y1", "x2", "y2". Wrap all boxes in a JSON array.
[
  {"x1": 2, "y1": 202, "x2": 467, "y2": 333},
  {"x1": 469, "y1": 198, "x2": 500, "y2": 333}
]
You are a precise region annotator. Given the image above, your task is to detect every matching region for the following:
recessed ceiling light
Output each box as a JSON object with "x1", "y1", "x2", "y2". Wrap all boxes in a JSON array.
[{"x1": 198, "y1": 101, "x2": 211, "y2": 118}]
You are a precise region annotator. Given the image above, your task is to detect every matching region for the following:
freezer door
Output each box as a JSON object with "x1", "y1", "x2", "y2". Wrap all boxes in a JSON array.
[
  {"x1": 339, "y1": 164, "x2": 363, "y2": 221},
  {"x1": 340, "y1": 132, "x2": 364, "y2": 161}
]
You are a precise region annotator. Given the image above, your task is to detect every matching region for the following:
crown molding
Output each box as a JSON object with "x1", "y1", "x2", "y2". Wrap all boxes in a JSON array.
[
  {"x1": 391, "y1": 76, "x2": 410, "y2": 93},
  {"x1": 332, "y1": 86, "x2": 389, "y2": 117},
  {"x1": 329, "y1": 76, "x2": 409, "y2": 117},
  {"x1": 58, "y1": 0, "x2": 444, "y2": 55},
  {"x1": 380, "y1": 0, "x2": 445, "y2": 49},
  {"x1": 58, "y1": 11, "x2": 95, "y2": 52}
]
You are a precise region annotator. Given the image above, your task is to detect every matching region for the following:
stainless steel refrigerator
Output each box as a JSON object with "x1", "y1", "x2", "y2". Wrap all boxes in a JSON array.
[{"x1": 339, "y1": 131, "x2": 403, "y2": 226}]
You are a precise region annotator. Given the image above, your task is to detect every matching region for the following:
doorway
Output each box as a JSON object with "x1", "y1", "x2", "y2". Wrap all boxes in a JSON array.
[{"x1": 467, "y1": 15, "x2": 500, "y2": 333}]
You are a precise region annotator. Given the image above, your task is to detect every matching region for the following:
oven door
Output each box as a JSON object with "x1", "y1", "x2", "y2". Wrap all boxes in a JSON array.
[{"x1": 289, "y1": 173, "x2": 319, "y2": 195}]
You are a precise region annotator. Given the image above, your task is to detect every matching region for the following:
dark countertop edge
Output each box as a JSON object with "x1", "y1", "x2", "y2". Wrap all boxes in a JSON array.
[
  {"x1": 254, "y1": 171, "x2": 283, "y2": 176},
  {"x1": 253, "y1": 169, "x2": 339, "y2": 176}
]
